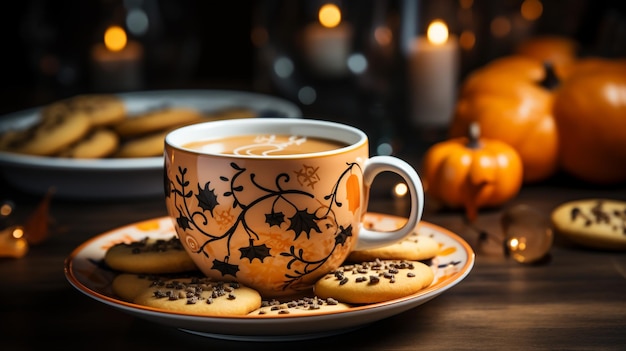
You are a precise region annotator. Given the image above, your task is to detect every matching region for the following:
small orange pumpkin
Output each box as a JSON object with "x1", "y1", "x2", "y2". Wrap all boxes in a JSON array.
[
  {"x1": 422, "y1": 123, "x2": 523, "y2": 221},
  {"x1": 449, "y1": 55, "x2": 559, "y2": 183}
]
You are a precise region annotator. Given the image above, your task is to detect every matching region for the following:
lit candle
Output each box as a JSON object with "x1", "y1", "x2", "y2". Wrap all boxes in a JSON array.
[
  {"x1": 408, "y1": 20, "x2": 459, "y2": 128},
  {"x1": 302, "y1": 3, "x2": 352, "y2": 78},
  {"x1": 91, "y1": 25, "x2": 143, "y2": 92}
]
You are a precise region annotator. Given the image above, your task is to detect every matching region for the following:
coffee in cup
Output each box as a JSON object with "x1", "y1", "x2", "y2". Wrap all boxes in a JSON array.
[{"x1": 183, "y1": 134, "x2": 348, "y2": 155}]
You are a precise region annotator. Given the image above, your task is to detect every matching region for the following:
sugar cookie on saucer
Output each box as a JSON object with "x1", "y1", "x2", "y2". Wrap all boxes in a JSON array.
[
  {"x1": 112, "y1": 272, "x2": 205, "y2": 302},
  {"x1": 133, "y1": 277, "x2": 262, "y2": 316},
  {"x1": 104, "y1": 236, "x2": 198, "y2": 274},
  {"x1": 249, "y1": 296, "x2": 352, "y2": 316},
  {"x1": 314, "y1": 260, "x2": 434, "y2": 304},
  {"x1": 347, "y1": 229, "x2": 439, "y2": 262},
  {"x1": 551, "y1": 198, "x2": 626, "y2": 250},
  {"x1": 112, "y1": 273, "x2": 161, "y2": 302}
]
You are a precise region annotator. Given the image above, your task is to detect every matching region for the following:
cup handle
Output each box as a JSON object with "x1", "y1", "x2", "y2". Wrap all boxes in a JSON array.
[{"x1": 354, "y1": 156, "x2": 424, "y2": 251}]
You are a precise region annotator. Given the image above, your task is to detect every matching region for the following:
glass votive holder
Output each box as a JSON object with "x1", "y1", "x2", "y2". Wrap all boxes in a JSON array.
[{"x1": 501, "y1": 204, "x2": 553, "y2": 264}]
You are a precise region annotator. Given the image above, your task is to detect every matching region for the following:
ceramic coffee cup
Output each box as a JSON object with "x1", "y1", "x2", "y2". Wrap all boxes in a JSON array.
[{"x1": 164, "y1": 118, "x2": 424, "y2": 297}]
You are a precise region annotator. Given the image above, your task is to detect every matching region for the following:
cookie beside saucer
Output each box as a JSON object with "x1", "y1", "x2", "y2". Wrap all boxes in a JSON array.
[{"x1": 551, "y1": 198, "x2": 626, "y2": 250}]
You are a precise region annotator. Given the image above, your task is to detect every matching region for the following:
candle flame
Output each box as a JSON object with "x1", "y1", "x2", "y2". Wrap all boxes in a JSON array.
[
  {"x1": 104, "y1": 26, "x2": 128, "y2": 52},
  {"x1": 427, "y1": 20, "x2": 449, "y2": 45},
  {"x1": 318, "y1": 4, "x2": 342, "y2": 28},
  {"x1": 393, "y1": 182, "x2": 408, "y2": 197},
  {"x1": 12, "y1": 227, "x2": 24, "y2": 239}
]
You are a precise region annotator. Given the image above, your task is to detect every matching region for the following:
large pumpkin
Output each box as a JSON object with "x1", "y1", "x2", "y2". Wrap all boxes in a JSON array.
[
  {"x1": 449, "y1": 55, "x2": 559, "y2": 183},
  {"x1": 553, "y1": 58, "x2": 626, "y2": 184},
  {"x1": 514, "y1": 35, "x2": 578, "y2": 71}
]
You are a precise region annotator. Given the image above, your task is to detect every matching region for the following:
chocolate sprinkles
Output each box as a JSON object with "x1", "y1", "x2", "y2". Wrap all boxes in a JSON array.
[
  {"x1": 570, "y1": 200, "x2": 626, "y2": 235},
  {"x1": 256, "y1": 296, "x2": 341, "y2": 315},
  {"x1": 149, "y1": 278, "x2": 241, "y2": 304},
  {"x1": 118, "y1": 236, "x2": 187, "y2": 254},
  {"x1": 326, "y1": 259, "x2": 417, "y2": 286}
]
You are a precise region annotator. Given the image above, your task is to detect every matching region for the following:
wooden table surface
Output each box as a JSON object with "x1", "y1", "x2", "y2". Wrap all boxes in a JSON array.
[{"x1": 1, "y1": 152, "x2": 625, "y2": 350}]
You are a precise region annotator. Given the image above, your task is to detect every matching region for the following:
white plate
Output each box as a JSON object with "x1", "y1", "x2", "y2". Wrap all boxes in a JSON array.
[
  {"x1": 64, "y1": 212, "x2": 474, "y2": 341},
  {"x1": 0, "y1": 90, "x2": 302, "y2": 199}
]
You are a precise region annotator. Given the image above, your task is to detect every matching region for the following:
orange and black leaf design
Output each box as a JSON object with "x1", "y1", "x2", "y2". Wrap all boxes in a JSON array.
[
  {"x1": 239, "y1": 239, "x2": 272, "y2": 262},
  {"x1": 212, "y1": 258, "x2": 239, "y2": 277},
  {"x1": 167, "y1": 160, "x2": 363, "y2": 293}
]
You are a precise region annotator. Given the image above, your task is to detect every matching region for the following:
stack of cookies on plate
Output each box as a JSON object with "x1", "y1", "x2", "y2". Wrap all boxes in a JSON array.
[
  {"x1": 0, "y1": 94, "x2": 256, "y2": 158},
  {"x1": 103, "y1": 227, "x2": 440, "y2": 317}
]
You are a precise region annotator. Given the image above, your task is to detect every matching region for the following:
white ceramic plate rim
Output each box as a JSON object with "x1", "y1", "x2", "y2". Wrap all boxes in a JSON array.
[{"x1": 64, "y1": 212, "x2": 474, "y2": 341}]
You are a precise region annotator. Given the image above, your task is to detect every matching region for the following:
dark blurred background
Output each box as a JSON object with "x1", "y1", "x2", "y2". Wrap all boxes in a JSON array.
[
  {"x1": 0, "y1": 0, "x2": 624, "y2": 148},
  {"x1": 0, "y1": 1, "x2": 256, "y2": 115}
]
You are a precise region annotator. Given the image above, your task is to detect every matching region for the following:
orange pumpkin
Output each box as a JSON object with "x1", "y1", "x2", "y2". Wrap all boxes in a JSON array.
[
  {"x1": 515, "y1": 35, "x2": 579, "y2": 72},
  {"x1": 553, "y1": 58, "x2": 626, "y2": 184},
  {"x1": 556, "y1": 56, "x2": 626, "y2": 79},
  {"x1": 449, "y1": 55, "x2": 559, "y2": 183},
  {"x1": 422, "y1": 123, "x2": 523, "y2": 221}
]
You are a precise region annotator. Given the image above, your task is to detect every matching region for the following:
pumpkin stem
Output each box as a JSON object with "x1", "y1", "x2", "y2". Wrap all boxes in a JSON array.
[
  {"x1": 467, "y1": 122, "x2": 481, "y2": 149},
  {"x1": 541, "y1": 61, "x2": 559, "y2": 90}
]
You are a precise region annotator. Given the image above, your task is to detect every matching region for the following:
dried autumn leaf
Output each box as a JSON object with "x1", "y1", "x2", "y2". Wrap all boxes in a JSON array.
[{"x1": 22, "y1": 189, "x2": 54, "y2": 245}]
